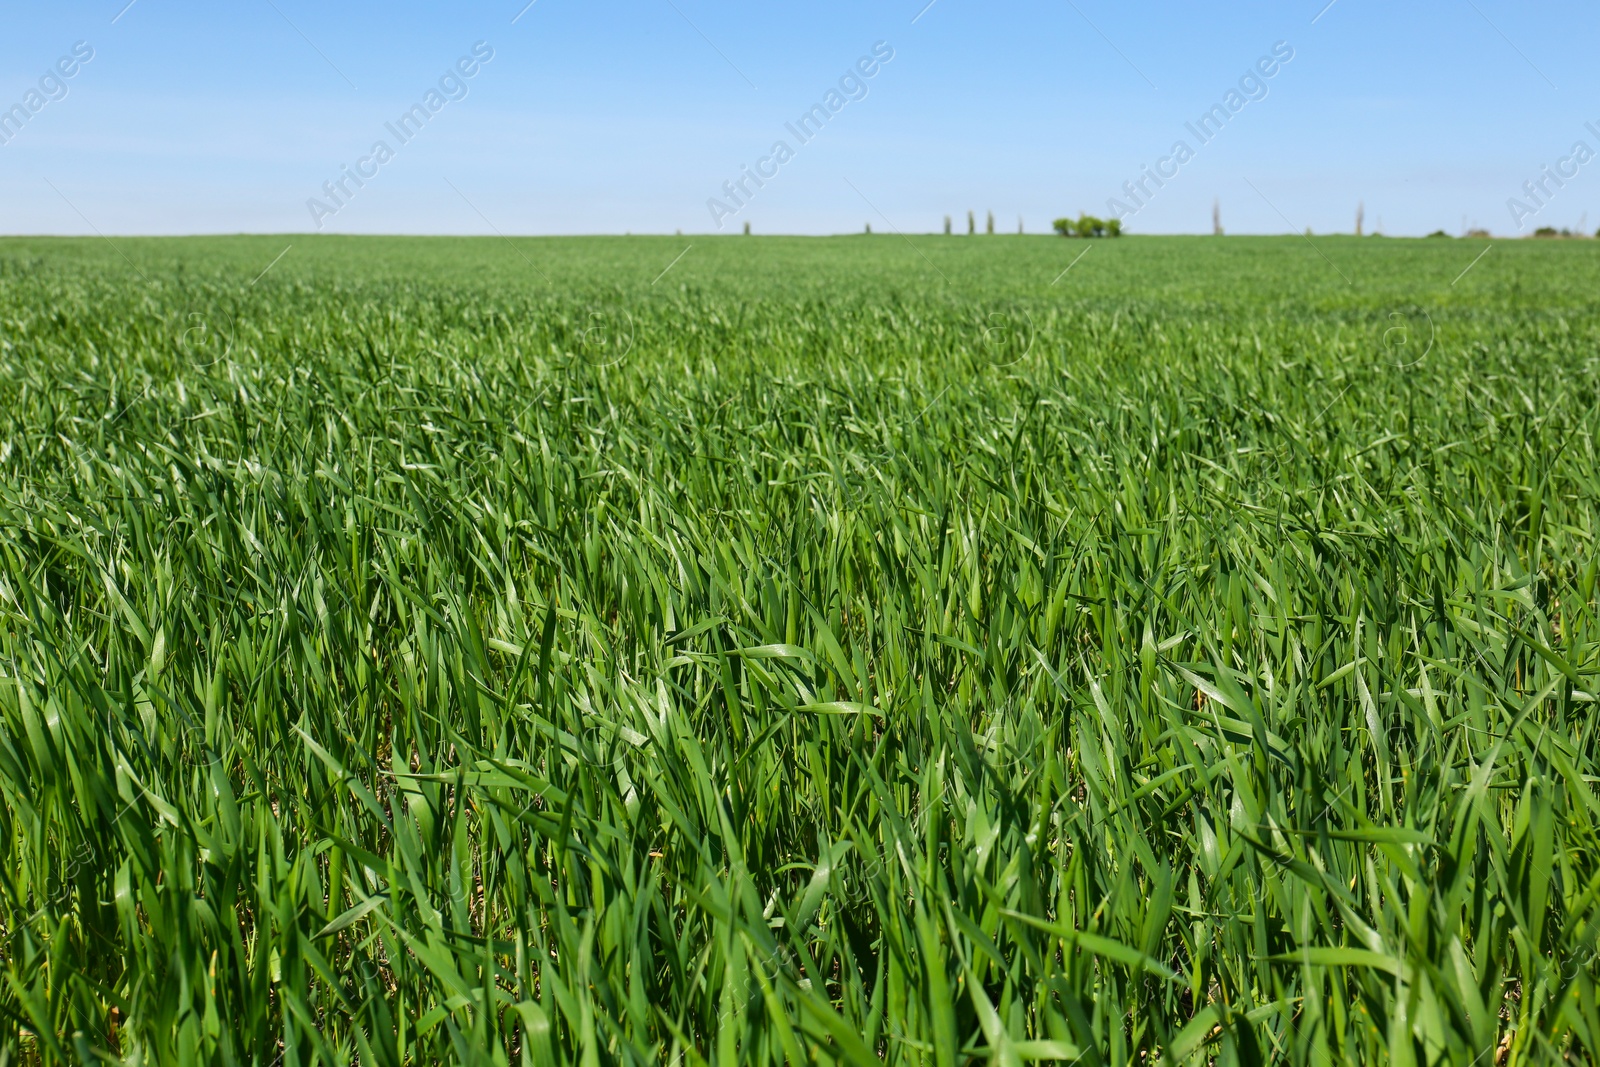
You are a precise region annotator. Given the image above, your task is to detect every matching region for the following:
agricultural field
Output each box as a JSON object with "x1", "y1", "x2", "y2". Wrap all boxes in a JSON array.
[{"x1": 1, "y1": 233, "x2": 1599, "y2": 1065}]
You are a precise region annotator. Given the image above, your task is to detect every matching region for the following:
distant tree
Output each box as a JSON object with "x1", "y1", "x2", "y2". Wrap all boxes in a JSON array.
[
  {"x1": 1079, "y1": 214, "x2": 1120, "y2": 237},
  {"x1": 1426, "y1": 230, "x2": 1451, "y2": 238},
  {"x1": 1053, "y1": 215, "x2": 1122, "y2": 238},
  {"x1": 1534, "y1": 226, "x2": 1558, "y2": 238}
]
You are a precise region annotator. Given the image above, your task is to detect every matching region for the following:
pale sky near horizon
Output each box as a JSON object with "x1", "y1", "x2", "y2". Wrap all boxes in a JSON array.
[{"x1": 1, "y1": 0, "x2": 1597, "y2": 237}]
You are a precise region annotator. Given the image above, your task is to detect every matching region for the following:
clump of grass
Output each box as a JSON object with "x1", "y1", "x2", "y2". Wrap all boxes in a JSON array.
[{"x1": 0, "y1": 234, "x2": 1598, "y2": 1065}]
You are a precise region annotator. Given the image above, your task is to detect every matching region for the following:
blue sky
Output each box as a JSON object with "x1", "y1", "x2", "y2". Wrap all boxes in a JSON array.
[{"x1": 1, "y1": 0, "x2": 1596, "y2": 236}]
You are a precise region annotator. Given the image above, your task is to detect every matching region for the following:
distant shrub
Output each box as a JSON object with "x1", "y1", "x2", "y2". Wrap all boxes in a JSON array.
[
  {"x1": 1534, "y1": 226, "x2": 1559, "y2": 238},
  {"x1": 1427, "y1": 230, "x2": 1451, "y2": 238},
  {"x1": 1054, "y1": 214, "x2": 1122, "y2": 238}
]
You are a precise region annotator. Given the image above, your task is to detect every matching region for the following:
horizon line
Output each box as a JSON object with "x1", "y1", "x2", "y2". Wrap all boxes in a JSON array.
[{"x1": 0, "y1": 230, "x2": 1542, "y2": 240}]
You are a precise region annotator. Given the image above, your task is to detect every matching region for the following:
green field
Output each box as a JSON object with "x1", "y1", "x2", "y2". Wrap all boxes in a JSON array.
[{"x1": 1, "y1": 234, "x2": 1598, "y2": 1065}]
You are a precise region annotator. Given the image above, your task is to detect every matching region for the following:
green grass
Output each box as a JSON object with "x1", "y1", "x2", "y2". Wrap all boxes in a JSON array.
[{"x1": 1, "y1": 233, "x2": 1599, "y2": 1066}]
